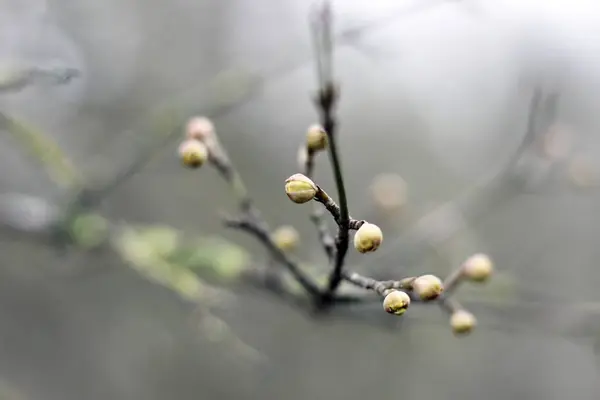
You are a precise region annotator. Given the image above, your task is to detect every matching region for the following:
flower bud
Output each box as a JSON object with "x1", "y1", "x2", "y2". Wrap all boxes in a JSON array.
[
  {"x1": 353, "y1": 223, "x2": 383, "y2": 253},
  {"x1": 178, "y1": 139, "x2": 209, "y2": 168},
  {"x1": 383, "y1": 290, "x2": 411, "y2": 315},
  {"x1": 568, "y1": 156, "x2": 597, "y2": 188},
  {"x1": 412, "y1": 274, "x2": 444, "y2": 301},
  {"x1": 370, "y1": 173, "x2": 407, "y2": 213},
  {"x1": 450, "y1": 310, "x2": 477, "y2": 335},
  {"x1": 185, "y1": 116, "x2": 215, "y2": 141},
  {"x1": 271, "y1": 225, "x2": 300, "y2": 252},
  {"x1": 306, "y1": 124, "x2": 328, "y2": 152},
  {"x1": 284, "y1": 173, "x2": 318, "y2": 204},
  {"x1": 462, "y1": 253, "x2": 493, "y2": 282}
]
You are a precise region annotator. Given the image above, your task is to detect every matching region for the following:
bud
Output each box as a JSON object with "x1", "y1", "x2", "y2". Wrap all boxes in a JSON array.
[
  {"x1": 412, "y1": 274, "x2": 444, "y2": 301},
  {"x1": 306, "y1": 124, "x2": 328, "y2": 152},
  {"x1": 284, "y1": 173, "x2": 318, "y2": 204},
  {"x1": 383, "y1": 290, "x2": 411, "y2": 315},
  {"x1": 568, "y1": 157, "x2": 597, "y2": 188},
  {"x1": 370, "y1": 173, "x2": 407, "y2": 213},
  {"x1": 353, "y1": 223, "x2": 383, "y2": 253},
  {"x1": 462, "y1": 253, "x2": 493, "y2": 282},
  {"x1": 185, "y1": 116, "x2": 215, "y2": 141},
  {"x1": 450, "y1": 310, "x2": 477, "y2": 335},
  {"x1": 178, "y1": 139, "x2": 209, "y2": 169},
  {"x1": 271, "y1": 225, "x2": 300, "y2": 252}
]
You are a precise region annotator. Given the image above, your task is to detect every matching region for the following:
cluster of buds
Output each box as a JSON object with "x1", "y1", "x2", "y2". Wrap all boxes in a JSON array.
[
  {"x1": 177, "y1": 113, "x2": 495, "y2": 340},
  {"x1": 445, "y1": 253, "x2": 495, "y2": 335},
  {"x1": 381, "y1": 274, "x2": 443, "y2": 317},
  {"x1": 378, "y1": 252, "x2": 494, "y2": 337},
  {"x1": 284, "y1": 173, "x2": 384, "y2": 255},
  {"x1": 178, "y1": 117, "x2": 215, "y2": 169}
]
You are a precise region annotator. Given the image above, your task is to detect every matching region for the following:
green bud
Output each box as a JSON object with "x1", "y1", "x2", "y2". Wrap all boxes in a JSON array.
[
  {"x1": 383, "y1": 290, "x2": 411, "y2": 315},
  {"x1": 284, "y1": 173, "x2": 318, "y2": 204}
]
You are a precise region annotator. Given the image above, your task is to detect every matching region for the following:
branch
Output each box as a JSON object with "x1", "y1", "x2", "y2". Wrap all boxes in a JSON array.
[
  {"x1": 182, "y1": 124, "x2": 322, "y2": 298},
  {"x1": 354, "y1": 88, "x2": 564, "y2": 276},
  {"x1": 298, "y1": 132, "x2": 336, "y2": 262},
  {"x1": 310, "y1": 1, "x2": 352, "y2": 306},
  {"x1": 1, "y1": 111, "x2": 82, "y2": 188}
]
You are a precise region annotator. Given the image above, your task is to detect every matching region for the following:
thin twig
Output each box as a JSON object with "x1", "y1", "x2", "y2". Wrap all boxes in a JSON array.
[
  {"x1": 310, "y1": 2, "x2": 352, "y2": 306},
  {"x1": 314, "y1": 186, "x2": 364, "y2": 230},
  {"x1": 300, "y1": 143, "x2": 337, "y2": 262},
  {"x1": 205, "y1": 135, "x2": 322, "y2": 298},
  {"x1": 343, "y1": 271, "x2": 415, "y2": 297}
]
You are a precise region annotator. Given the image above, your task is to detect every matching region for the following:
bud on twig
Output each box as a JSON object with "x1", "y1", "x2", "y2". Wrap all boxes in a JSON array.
[
  {"x1": 271, "y1": 225, "x2": 300, "y2": 252},
  {"x1": 185, "y1": 116, "x2": 215, "y2": 141},
  {"x1": 353, "y1": 223, "x2": 383, "y2": 253},
  {"x1": 461, "y1": 253, "x2": 493, "y2": 282},
  {"x1": 285, "y1": 174, "x2": 318, "y2": 204},
  {"x1": 450, "y1": 310, "x2": 477, "y2": 335},
  {"x1": 412, "y1": 274, "x2": 444, "y2": 301},
  {"x1": 383, "y1": 290, "x2": 411, "y2": 315},
  {"x1": 306, "y1": 124, "x2": 328, "y2": 152},
  {"x1": 178, "y1": 139, "x2": 209, "y2": 169}
]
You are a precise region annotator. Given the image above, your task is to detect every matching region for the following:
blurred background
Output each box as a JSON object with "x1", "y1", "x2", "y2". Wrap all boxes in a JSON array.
[{"x1": 1, "y1": 0, "x2": 600, "y2": 399}]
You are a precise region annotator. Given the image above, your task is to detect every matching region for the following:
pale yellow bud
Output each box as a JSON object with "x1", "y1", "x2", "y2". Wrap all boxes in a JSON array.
[
  {"x1": 462, "y1": 253, "x2": 493, "y2": 282},
  {"x1": 353, "y1": 223, "x2": 383, "y2": 254},
  {"x1": 568, "y1": 156, "x2": 597, "y2": 188},
  {"x1": 306, "y1": 124, "x2": 328, "y2": 152},
  {"x1": 284, "y1": 174, "x2": 318, "y2": 204},
  {"x1": 412, "y1": 274, "x2": 444, "y2": 301},
  {"x1": 185, "y1": 116, "x2": 215, "y2": 141},
  {"x1": 383, "y1": 290, "x2": 411, "y2": 315},
  {"x1": 370, "y1": 173, "x2": 407, "y2": 213},
  {"x1": 271, "y1": 225, "x2": 300, "y2": 252},
  {"x1": 450, "y1": 310, "x2": 477, "y2": 335},
  {"x1": 178, "y1": 139, "x2": 208, "y2": 169}
]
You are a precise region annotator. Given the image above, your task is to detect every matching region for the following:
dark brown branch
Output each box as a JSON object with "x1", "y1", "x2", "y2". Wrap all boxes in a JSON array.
[
  {"x1": 204, "y1": 135, "x2": 321, "y2": 298},
  {"x1": 223, "y1": 215, "x2": 320, "y2": 297},
  {"x1": 314, "y1": 187, "x2": 364, "y2": 230},
  {"x1": 309, "y1": 208, "x2": 336, "y2": 261},
  {"x1": 300, "y1": 144, "x2": 336, "y2": 262},
  {"x1": 310, "y1": 4, "x2": 352, "y2": 305},
  {"x1": 343, "y1": 271, "x2": 415, "y2": 297}
]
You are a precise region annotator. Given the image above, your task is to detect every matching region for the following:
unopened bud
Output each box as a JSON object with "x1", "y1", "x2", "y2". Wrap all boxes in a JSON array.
[
  {"x1": 185, "y1": 116, "x2": 215, "y2": 141},
  {"x1": 370, "y1": 173, "x2": 407, "y2": 213},
  {"x1": 284, "y1": 173, "x2": 318, "y2": 204},
  {"x1": 568, "y1": 157, "x2": 597, "y2": 188},
  {"x1": 178, "y1": 139, "x2": 208, "y2": 169},
  {"x1": 450, "y1": 310, "x2": 477, "y2": 335},
  {"x1": 306, "y1": 124, "x2": 328, "y2": 152},
  {"x1": 383, "y1": 290, "x2": 410, "y2": 315},
  {"x1": 353, "y1": 223, "x2": 383, "y2": 254},
  {"x1": 271, "y1": 225, "x2": 300, "y2": 252},
  {"x1": 412, "y1": 274, "x2": 444, "y2": 301},
  {"x1": 462, "y1": 253, "x2": 493, "y2": 282}
]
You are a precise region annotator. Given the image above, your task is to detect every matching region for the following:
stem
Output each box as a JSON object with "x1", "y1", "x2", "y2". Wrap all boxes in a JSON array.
[{"x1": 317, "y1": 84, "x2": 351, "y2": 305}]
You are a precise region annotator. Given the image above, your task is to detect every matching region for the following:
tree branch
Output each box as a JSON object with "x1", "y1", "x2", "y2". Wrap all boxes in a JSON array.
[{"x1": 310, "y1": 1, "x2": 352, "y2": 306}]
